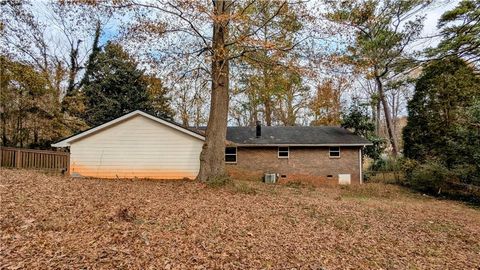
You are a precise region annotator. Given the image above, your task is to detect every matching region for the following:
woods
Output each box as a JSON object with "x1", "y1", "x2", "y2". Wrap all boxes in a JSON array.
[
  {"x1": 1, "y1": 0, "x2": 479, "y2": 191},
  {"x1": 403, "y1": 57, "x2": 480, "y2": 193},
  {"x1": 2, "y1": 2, "x2": 480, "y2": 269}
]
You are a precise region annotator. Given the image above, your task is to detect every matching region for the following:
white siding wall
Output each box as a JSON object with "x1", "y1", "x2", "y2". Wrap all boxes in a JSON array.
[{"x1": 69, "y1": 115, "x2": 203, "y2": 179}]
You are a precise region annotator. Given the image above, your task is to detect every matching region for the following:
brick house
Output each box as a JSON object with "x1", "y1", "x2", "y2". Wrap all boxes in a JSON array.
[
  {"x1": 224, "y1": 123, "x2": 372, "y2": 185},
  {"x1": 52, "y1": 110, "x2": 371, "y2": 184}
]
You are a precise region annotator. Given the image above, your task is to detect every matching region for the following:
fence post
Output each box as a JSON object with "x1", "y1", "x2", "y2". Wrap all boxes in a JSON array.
[
  {"x1": 15, "y1": 149, "x2": 22, "y2": 168},
  {"x1": 66, "y1": 154, "x2": 71, "y2": 175}
]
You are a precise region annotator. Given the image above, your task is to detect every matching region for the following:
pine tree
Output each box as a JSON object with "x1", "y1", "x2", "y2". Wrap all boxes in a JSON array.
[
  {"x1": 428, "y1": 0, "x2": 480, "y2": 63},
  {"x1": 142, "y1": 75, "x2": 174, "y2": 120},
  {"x1": 341, "y1": 102, "x2": 385, "y2": 161},
  {"x1": 403, "y1": 57, "x2": 480, "y2": 184},
  {"x1": 82, "y1": 42, "x2": 171, "y2": 126},
  {"x1": 324, "y1": 0, "x2": 431, "y2": 156}
]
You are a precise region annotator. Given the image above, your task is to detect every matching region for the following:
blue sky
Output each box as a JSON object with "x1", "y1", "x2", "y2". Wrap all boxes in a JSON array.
[
  {"x1": 29, "y1": 0, "x2": 460, "y2": 61},
  {"x1": 20, "y1": 0, "x2": 463, "y2": 124}
]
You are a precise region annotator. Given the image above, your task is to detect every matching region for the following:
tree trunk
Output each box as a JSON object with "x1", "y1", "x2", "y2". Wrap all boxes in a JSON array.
[
  {"x1": 286, "y1": 91, "x2": 295, "y2": 126},
  {"x1": 248, "y1": 90, "x2": 258, "y2": 126},
  {"x1": 197, "y1": 0, "x2": 230, "y2": 182},
  {"x1": 194, "y1": 100, "x2": 201, "y2": 128},
  {"x1": 261, "y1": 13, "x2": 272, "y2": 127},
  {"x1": 262, "y1": 66, "x2": 273, "y2": 126},
  {"x1": 66, "y1": 39, "x2": 81, "y2": 95},
  {"x1": 0, "y1": 61, "x2": 7, "y2": 146},
  {"x1": 79, "y1": 21, "x2": 101, "y2": 89},
  {"x1": 375, "y1": 75, "x2": 398, "y2": 156},
  {"x1": 264, "y1": 98, "x2": 272, "y2": 126},
  {"x1": 251, "y1": 104, "x2": 258, "y2": 127},
  {"x1": 180, "y1": 105, "x2": 189, "y2": 127},
  {"x1": 376, "y1": 100, "x2": 381, "y2": 136},
  {"x1": 1, "y1": 114, "x2": 7, "y2": 146}
]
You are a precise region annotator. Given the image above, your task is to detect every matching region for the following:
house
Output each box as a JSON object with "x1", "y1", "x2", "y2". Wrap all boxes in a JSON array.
[
  {"x1": 52, "y1": 111, "x2": 205, "y2": 179},
  {"x1": 52, "y1": 110, "x2": 371, "y2": 184},
  {"x1": 224, "y1": 123, "x2": 372, "y2": 185}
]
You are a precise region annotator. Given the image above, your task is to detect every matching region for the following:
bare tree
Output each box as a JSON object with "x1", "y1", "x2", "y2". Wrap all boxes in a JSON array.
[
  {"x1": 323, "y1": 0, "x2": 431, "y2": 156},
  {"x1": 105, "y1": 0, "x2": 308, "y2": 181}
]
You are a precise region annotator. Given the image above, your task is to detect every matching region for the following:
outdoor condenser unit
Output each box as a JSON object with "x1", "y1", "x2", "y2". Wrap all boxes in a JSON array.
[{"x1": 264, "y1": 173, "x2": 277, "y2": 184}]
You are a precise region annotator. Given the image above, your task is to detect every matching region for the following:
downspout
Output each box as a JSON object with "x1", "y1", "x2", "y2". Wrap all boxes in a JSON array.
[{"x1": 359, "y1": 148, "x2": 363, "y2": 184}]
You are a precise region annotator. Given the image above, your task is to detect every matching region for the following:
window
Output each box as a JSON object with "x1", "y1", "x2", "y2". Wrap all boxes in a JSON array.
[
  {"x1": 225, "y1": 147, "x2": 237, "y2": 163},
  {"x1": 278, "y1": 147, "x2": 289, "y2": 158},
  {"x1": 329, "y1": 147, "x2": 340, "y2": 158}
]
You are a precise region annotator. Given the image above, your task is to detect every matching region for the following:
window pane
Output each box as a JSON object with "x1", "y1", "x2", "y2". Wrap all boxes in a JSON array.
[
  {"x1": 225, "y1": 155, "x2": 237, "y2": 162},
  {"x1": 278, "y1": 147, "x2": 289, "y2": 158},
  {"x1": 329, "y1": 147, "x2": 340, "y2": 157},
  {"x1": 329, "y1": 151, "x2": 340, "y2": 157},
  {"x1": 225, "y1": 147, "x2": 237, "y2": 154}
]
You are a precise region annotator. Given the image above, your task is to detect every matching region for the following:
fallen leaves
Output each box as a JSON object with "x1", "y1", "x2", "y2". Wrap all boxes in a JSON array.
[{"x1": 1, "y1": 169, "x2": 479, "y2": 269}]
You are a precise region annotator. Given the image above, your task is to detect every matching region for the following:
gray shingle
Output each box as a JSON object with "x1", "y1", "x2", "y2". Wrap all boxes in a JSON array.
[{"x1": 226, "y1": 126, "x2": 371, "y2": 146}]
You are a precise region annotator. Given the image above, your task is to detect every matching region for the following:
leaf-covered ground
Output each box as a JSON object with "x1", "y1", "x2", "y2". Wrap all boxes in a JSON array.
[{"x1": 1, "y1": 169, "x2": 479, "y2": 269}]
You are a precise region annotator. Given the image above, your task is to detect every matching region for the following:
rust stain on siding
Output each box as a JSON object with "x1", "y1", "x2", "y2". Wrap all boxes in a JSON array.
[{"x1": 71, "y1": 164, "x2": 198, "y2": 180}]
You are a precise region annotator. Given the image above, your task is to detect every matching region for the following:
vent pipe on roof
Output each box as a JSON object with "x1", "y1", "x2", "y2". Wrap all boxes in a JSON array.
[{"x1": 256, "y1": 121, "x2": 261, "y2": 138}]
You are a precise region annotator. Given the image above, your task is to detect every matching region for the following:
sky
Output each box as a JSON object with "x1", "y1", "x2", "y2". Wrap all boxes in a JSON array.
[
  {"x1": 418, "y1": 0, "x2": 461, "y2": 49},
  {"x1": 12, "y1": 0, "x2": 463, "y2": 124},
  {"x1": 31, "y1": 0, "x2": 461, "y2": 54}
]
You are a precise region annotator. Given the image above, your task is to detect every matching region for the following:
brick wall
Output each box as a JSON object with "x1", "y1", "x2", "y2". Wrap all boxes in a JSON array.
[{"x1": 226, "y1": 146, "x2": 362, "y2": 185}]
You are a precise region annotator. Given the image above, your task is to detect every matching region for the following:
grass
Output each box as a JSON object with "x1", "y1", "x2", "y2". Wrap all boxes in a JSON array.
[
  {"x1": 205, "y1": 175, "x2": 257, "y2": 195},
  {"x1": 229, "y1": 181, "x2": 257, "y2": 195},
  {"x1": 1, "y1": 169, "x2": 480, "y2": 269},
  {"x1": 205, "y1": 174, "x2": 231, "y2": 188}
]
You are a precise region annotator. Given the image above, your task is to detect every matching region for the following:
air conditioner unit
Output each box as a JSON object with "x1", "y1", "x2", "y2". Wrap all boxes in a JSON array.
[{"x1": 264, "y1": 173, "x2": 277, "y2": 184}]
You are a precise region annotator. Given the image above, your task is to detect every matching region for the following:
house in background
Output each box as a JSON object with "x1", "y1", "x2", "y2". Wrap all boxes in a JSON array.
[
  {"x1": 52, "y1": 110, "x2": 371, "y2": 185},
  {"x1": 225, "y1": 124, "x2": 371, "y2": 185}
]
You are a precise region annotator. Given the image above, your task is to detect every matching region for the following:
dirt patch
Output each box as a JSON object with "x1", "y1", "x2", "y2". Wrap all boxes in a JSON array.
[{"x1": 1, "y1": 169, "x2": 479, "y2": 269}]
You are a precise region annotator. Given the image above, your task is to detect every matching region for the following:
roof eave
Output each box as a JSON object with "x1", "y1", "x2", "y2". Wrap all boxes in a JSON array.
[
  {"x1": 51, "y1": 142, "x2": 70, "y2": 148},
  {"x1": 233, "y1": 143, "x2": 373, "y2": 147}
]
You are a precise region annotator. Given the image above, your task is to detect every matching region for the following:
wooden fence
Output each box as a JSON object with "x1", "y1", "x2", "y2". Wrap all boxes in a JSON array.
[
  {"x1": 1, "y1": 147, "x2": 70, "y2": 174},
  {"x1": 364, "y1": 170, "x2": 404, "y2": 183}
]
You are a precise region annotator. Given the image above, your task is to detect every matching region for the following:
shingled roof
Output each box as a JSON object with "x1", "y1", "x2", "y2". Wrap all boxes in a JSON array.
[
  {"x1": 52, "y1": 110, "x2": 370, "y2": 148},
  {"x1": 226, "y1": 126, "x2": 371, "y2": 146}
]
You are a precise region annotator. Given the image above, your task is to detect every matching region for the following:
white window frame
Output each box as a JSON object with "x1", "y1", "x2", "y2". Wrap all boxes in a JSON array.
[
  {"x1": 329, "y1": 147, "x2": 341, "y2": 158},
  {"x1": 225, "y1": 147, "x2": 237, "y2": 164},
  {"x1": 278, "y1": 146, "x2": 289, "y2": 159}
]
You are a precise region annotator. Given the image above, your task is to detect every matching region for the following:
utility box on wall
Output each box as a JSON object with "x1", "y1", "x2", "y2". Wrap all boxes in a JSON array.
[
  {"x1": 338, "y1": 174, "x2": 351, "y2": 185},
  {"x1": 264, "y1": 173, "x2": 277, "y2": 184}
]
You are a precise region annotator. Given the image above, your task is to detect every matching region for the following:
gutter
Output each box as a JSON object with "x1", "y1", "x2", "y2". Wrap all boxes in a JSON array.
[{"x1": 232, "y1": 143, "x2": 373, "y2": 147}]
